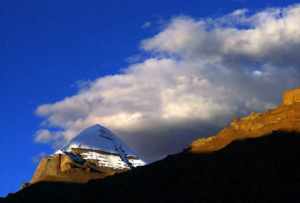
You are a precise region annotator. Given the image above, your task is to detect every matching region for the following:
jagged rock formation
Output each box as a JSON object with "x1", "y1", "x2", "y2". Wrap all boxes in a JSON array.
[
  {"x1": 31, "y1": 125, "x2": 145, "y2": 184},
  {"x1": 191, "y1": 87, "x2": 300, "y2": 153}
]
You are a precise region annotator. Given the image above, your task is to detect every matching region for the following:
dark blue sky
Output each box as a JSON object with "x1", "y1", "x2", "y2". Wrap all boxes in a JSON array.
[{"x1": 0, "y1": 0, "x2": 298, "y2": 196}]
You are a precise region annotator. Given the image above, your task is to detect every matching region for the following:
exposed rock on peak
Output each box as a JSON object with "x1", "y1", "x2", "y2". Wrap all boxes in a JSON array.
[{"x1": 191, "y1": 87, "x2": 300, "y2": 153}]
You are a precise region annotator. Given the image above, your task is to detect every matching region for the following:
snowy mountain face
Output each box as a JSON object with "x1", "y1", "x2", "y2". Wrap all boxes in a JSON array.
[{"x1": 56, "y1": 124, "x2": 145, "y2": 170}]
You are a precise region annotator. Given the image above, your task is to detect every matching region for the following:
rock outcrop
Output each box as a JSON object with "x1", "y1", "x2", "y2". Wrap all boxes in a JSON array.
[
  {"x1": 31, "y1": 150, "x2": 116, "y2": 184},
  {"x1": 191, "y1": 87, "x2": 300, "y2": 153}
]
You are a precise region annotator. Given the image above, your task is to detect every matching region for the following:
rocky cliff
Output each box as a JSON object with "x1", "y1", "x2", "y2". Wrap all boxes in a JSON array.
[{"x1": 191, "y1": 87, "x2": 300, "y2": 153}]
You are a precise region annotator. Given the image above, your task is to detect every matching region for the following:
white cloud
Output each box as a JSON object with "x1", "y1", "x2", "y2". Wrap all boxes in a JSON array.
[
  {"x1": 142, "y1": 5, "x2": 300, "y2": 67},
  {"x1": 35, "y1": 4, "x2": 300, "y2": 161},
  {"x1": 34, "y1": 129, "x2": 55, "y2": 143}
]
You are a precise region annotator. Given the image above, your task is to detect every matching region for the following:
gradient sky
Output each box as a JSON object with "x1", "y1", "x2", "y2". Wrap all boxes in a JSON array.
[{"x1": 1, "y1": 0, "x2": 300, "y2": 197}]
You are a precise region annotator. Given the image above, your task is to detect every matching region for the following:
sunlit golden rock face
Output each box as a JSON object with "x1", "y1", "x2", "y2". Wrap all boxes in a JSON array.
[
  {"x1": 31, "y1": 150, "x2": 119, "y2": 184},
  {"x1": 191, "y1": 87, "x2": 300, "y2": 153},
  {"x1": 283, "y1": 87, "x2": 300, "y2": 105}
]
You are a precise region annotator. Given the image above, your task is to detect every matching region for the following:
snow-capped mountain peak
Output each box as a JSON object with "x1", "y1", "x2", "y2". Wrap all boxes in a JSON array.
[{"x1": 56, "y1": 124, "x2": 145, "y2": 170}]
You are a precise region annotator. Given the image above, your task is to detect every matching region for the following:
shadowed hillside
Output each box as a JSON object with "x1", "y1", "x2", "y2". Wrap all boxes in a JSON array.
[{"x1": 2, "y1": 131, "x2": 300, "y2": 202}]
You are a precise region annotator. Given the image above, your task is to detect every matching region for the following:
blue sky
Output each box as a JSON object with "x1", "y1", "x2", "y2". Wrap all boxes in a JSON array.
[{"x1": 1, "y1": 0, "x2": 300, "y2": 196}]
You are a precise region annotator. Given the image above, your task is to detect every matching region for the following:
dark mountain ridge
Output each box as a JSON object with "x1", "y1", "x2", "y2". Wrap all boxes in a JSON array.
[{"x1": 2, "y1": 131, "x2": 300, "y2": 203}]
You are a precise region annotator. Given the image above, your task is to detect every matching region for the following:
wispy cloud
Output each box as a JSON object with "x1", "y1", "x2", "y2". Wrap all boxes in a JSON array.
[
  {"x1": 142, "y1": 21, "x2": 152, "y2": 29},
  {"x1": 35, "y1": 4, "x2": 300, "y2": 161}
]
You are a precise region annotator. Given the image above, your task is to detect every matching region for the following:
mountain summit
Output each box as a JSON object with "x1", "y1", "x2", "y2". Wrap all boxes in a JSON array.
[
  {"x1": 59, "y1": 124, "x2": 136, "y2": 156},
  {"x1": 31, "y1": 124, "x2": 145, "y2": 184}
]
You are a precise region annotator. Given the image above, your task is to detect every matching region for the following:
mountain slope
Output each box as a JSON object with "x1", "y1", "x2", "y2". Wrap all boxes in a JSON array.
[
  {"x1": 191, "y1": 87, "x2": 300, "y2": 153},
  {"x1": 3, "y1": 131, "x2": 300, "y2": 202}
]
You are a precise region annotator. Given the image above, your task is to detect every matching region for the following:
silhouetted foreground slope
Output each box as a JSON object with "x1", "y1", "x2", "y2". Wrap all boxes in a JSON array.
[{"x1": 2, "y1": 131, "x2": 300, "y2": 202}]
